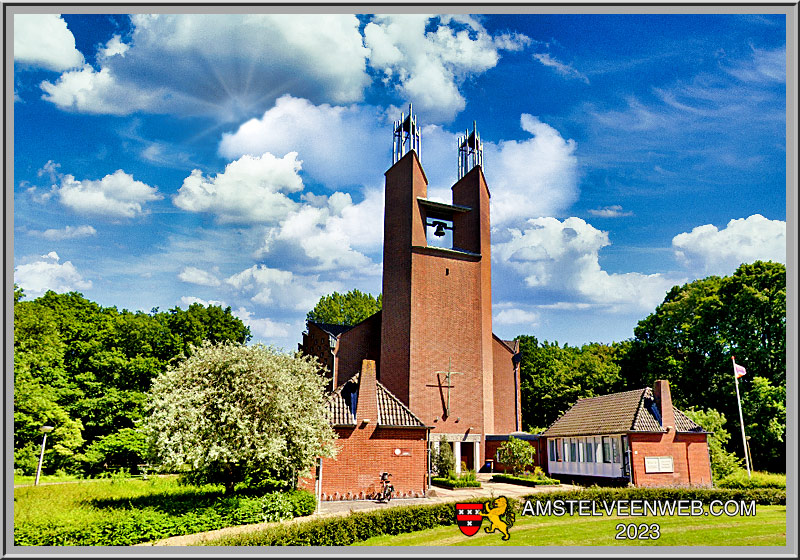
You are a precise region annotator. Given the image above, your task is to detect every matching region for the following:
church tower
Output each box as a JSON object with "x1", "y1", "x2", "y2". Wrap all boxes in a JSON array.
[{"x1": 380, "y1": 105, "x2": 496, "y2": 469}]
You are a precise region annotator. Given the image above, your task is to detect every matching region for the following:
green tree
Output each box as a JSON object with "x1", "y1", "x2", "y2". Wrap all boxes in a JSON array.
[
  {"x1": 621, "y1": 261, "x2": 786, "y2": 472},
  {"x1": 497, "y1": 436, "x2": 535, "y2": 475},
  {"x1": 517, "y1": 335, "x2": 624, "y2": 430},
  {"x1": 306, "y1": 289, "x2": 382, "y2": 326},
  {"x1": 683, "y1": 407, "x2": 742, "y2": 480},
  {"x1": 13, "y1": 290, "x2": 252, "y2": 475},
  {"x1": 143, "y1": 342, "x2": 338, "y2": 494},
  {"x1": 430, "y1": 436, "x2": 455, "y2": 477}
]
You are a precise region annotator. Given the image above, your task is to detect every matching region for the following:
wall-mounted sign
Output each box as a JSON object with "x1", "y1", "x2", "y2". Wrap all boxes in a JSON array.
[{"x1": 644, "y1": 455, "x2": 674, "y2": 473}]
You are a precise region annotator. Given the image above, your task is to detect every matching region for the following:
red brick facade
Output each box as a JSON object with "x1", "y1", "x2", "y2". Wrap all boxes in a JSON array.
[
  {"x1": 629, "y1": 431, "x2": 712, "y2": 487},
  {"x1": 299, "y1": 122, "x2": 523, "y2": 497}
]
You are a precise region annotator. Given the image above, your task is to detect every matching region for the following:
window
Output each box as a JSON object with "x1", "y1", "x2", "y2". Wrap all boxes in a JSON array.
[
  {"x1": 549, "y1": 440, "x2": 557, "y2": 462},
  {"x1": 569, "y1": 439, "x2": 577, "y2": 462},
  {"x1": 556, "y1": 439, "x2": 563, "y2": 462},
  {"x1": 563, "y1": 439, "x2": 569, "y2": 463},
  {"x1": 585, "y1": 440, "x2": 594, "y2": 463},
  {"x1": 611, "y1": 437, "x2": 621, "y2": 464},
  {"x1": 578, "y1": 438, "x2": 585, "y2": 462},
  {"x1": 602, "y1": 436, "x2": 612, "y2": 463}
]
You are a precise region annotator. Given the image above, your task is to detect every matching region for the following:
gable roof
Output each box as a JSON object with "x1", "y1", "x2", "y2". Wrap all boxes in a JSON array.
[
  {"x1": 325, "y1": 372, "x2": 427, "y2": 428},
  {"x1": 541, "y1": 387, "x2": 705, "y2": 438},
  {"x1": 309, "y1": 321, "x2": 353, "y2": 338}
]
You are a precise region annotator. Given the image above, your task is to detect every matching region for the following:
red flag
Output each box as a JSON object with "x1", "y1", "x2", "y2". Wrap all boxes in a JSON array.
[{"x1": 733, "y1": 359, "x2": 746, "y2": 379}]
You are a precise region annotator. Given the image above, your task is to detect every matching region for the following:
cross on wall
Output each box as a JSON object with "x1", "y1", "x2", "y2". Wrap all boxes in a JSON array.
[{"x1": 425, "y1": 357, "x2": 464, "y2": 418}]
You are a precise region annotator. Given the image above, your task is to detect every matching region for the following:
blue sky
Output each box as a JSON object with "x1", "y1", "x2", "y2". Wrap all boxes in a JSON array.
[{"x1": 12, "y1": 11, "x2": 788, "y2": 349}]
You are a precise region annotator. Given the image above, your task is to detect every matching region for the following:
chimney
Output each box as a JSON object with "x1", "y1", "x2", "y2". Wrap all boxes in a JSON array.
[
  {"x1": 653, "y1": 380, "x2": 675, "y2": 430},
  {"x1": 355, "y1": 360, "x2": 378, "y2": 424}
]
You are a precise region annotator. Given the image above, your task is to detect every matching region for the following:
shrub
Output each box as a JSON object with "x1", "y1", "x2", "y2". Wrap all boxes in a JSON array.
[
  {"x1": 14, "y1": 479, "x2": 317, "y2": 546},
  {"x1": 717, "y1": 470, "x2": 786, "y2": 489},
  {"x1": 497, "y1": 436, "x2": 535, "y2": 475},
  {"x1": 491, "y1": 473, "x2": 559, "y2": 486},
  {"x1": 430, "y1": 436, "x2": 455, "y2": 477},
  {"x1": 431, "y1": 477, "x2": 481, "y2": 489},
  {"x1": 211, "y1": 502, "x2": 458, "y2": 546}
]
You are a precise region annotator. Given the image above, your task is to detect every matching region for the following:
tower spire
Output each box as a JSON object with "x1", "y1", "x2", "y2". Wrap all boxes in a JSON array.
[
  {"x1": 457, "y1": 120, "x2": 483, "y2": 179},
  {"x1": 393, "y1": 103, "x2": 421, "y2": 164}
]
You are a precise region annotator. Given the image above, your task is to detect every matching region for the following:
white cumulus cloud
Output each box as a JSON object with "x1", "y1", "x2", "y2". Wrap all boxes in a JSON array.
[
  {"x1": 29, "y1": 225, "x2": 97, "y2": 240},
  {"x1": 588, "y1": 205, "x2": 634, "y2": 218},
  {"x1": 40, "y1": 14, "x2": 369, "y2": 119},
  {"x1": 14, "y1": 252, "x2": 92, "y2": 297},
  {"x1": 232, "y1": 307, "x2": 291, "y2": 339},
  {"x1": 218, "y1": 96, "x2": 386, "y2": 189},
  {"x1": 178, "y1": 266, "x2": 222, "y2": 287},
  {"x1": 180, "y1": 296, "x2": 227, "y2": 308},
  {"x1": 485, "y1": 114, "x2": 580, "y2": 227},
  {"x1": 54, "y1": 169, "x2": 162, "y2": 218},
  {"x1": 672, "y1": 214, "x2": 786, "y2": 275},
  {"x1": 494, "y1": 307, "x2": 540, "y2": 326},
  {"x1": 494, "y1": 216, "x2": 683, "y2": 312},
  {"x1": 14, "y1": 14, "x2": 83, "y2": 71},
  {"x1": 226, "y1": 265, "x2": 340, "y2": 312},
  {"x1": 364, "y1": 15, "x2": 529, "y2": 122},
  {"x1": 174, "y1": 152, "x2": 303, "y2": 224}
]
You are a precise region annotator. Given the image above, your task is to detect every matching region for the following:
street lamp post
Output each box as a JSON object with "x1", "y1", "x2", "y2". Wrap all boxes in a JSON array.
[{"x1": 34, "y1": 425, "x2": 54, "y2": 486}]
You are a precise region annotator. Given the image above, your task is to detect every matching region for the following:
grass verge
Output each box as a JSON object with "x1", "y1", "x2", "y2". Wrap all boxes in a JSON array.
[{"x1": 355, "y1": 505, "x2": 786, "y2": 546}]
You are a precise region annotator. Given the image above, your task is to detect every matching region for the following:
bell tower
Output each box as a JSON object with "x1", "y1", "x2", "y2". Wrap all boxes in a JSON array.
[{"x1": 380, "y1": 105, "x2": 495, "y2": 460}]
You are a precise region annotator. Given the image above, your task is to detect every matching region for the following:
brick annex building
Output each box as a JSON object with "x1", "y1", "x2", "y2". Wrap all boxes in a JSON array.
[{"x1": 299, "y1": 106, "x2": 524, "y2": 500}]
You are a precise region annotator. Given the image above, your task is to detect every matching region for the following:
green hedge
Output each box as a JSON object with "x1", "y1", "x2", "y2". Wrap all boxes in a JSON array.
[
  {"x1": 431, "y1": 477, "x2": 481, "y2": 489},
  {"x1": 14, "y1": 489, "x2": 316, "y2": 546},
  {"x1": 491, "y1": 473, "x2": 559, "y2": 486},
  {"x1": 212, "y1": 502, "x2": 458, "y2": 546},
  {"x1": 717, "y1": 471, "x2": 786, "y2": 490}
]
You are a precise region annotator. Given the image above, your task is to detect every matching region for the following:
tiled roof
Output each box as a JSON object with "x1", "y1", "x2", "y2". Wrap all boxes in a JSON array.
[
  {"x1": 326, "y1": 375, "x2": 358, "y2": 426},
  {"x1": 325, "y1": 372, "x2": 427, "y2": 428},
  {"x1": 541, "y1": 387, "x2": 704, "y2": 438},
  {"x1": 376, "y1": 380, "x2": 427, "y2": 427}
]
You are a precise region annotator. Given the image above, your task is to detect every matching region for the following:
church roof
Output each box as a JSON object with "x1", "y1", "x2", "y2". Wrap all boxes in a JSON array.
[
  {"x1": 309, "y1": 321, "x2": 353, "y2": 338},
  {"x1": 541, "y1": 387, "x2": 705, "y2": 438},
  {"x1": 326, "y1": 372, "x2": 427, "y2": 428}
]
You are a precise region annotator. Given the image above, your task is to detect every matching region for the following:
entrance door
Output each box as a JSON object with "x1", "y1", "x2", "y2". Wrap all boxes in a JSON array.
[{"x1": 461, "y1": 442, "x2": 474, "y2": 471}]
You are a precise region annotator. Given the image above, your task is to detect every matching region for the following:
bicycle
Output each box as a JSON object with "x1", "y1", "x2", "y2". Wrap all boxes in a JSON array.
[{"x1": 378, "y1": 472, "x2": 394, "y2": 502}]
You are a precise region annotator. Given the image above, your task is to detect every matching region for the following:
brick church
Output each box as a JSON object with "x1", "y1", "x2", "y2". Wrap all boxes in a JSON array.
[{"x1": 299, "y1": 105, "x2": 524, "y2": 500}]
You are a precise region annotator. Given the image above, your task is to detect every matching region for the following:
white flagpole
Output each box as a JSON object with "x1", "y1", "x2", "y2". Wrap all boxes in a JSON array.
[{"x1": 732, "y1": 356, "x2": 751, "y2": 477}]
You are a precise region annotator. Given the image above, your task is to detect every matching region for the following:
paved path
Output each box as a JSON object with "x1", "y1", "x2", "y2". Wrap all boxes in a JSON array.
[{"x1": 138, "y1": 476, "x2": 578, "y2": 547}]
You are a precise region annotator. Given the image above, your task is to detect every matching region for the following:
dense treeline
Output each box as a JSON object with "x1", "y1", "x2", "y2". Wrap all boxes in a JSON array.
[
  {"x1": 518, "y1": 261, "x2": 786, "y2": 474},
  {"x1": 14, "y1": 260, "x2": 785, "y2": 477},
  {"x1": 13, "y1": 287, "x2": 250, "y2": 476}
]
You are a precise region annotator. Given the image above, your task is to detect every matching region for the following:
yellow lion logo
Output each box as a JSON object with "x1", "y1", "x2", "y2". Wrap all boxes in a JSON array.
[{"x1": 480, "y1": 496, "x2": 515, "y2": 541}]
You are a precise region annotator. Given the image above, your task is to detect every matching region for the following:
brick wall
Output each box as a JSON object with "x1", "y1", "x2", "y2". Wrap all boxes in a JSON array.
[
  {"x1": 492, "y1": 337, "x2": 519, "y2": 434},
  {"x1": 298, "y1": 324, "x2": 334, "y2": 391},
  {"x1": 629, "y1": 431, "x2": 712, "y2": 487},
  {"x1": 299, "y1": 426, "x2": 429, "y2": 500},
  {"x1": 335, "y1": 313, "x2": 381, "y2": 387}
]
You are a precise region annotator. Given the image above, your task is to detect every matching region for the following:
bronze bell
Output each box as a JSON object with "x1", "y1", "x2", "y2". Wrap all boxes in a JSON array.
[{"x1": 433, "y1": 222, "x2": 446, "y2": 237}]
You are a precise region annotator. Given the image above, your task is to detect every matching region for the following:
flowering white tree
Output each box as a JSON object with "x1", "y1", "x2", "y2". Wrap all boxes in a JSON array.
[{"x1": 144, "y1": 341, "x2": 337, "y2": 494}]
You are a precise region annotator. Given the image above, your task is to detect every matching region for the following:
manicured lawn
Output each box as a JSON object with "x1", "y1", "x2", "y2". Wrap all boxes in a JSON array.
[
  {"x1": 355, "y1": 505, "x2": 786, "y2": 547},
  {"x1": 14, "y1": 473, "x2": 89, "y2": 485},
  {"x1": 14, "y1": 476, "x2": 313, "y2": 546}
]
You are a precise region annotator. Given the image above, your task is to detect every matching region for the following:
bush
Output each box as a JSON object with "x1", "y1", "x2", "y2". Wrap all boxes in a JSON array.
[
  {"x1": 14, "y1": 480, "x2": 317, "y2": 546},
  {"x1": 497, "y1": 436, "x2": 535, "y2": 475},
  {"x1": 211, "y1": 502, "x2": 458, "y2": 546},
  {"x1": 431, "y1": 477, "x2": 481, "y2": 489},
  {"x1": 491, "y1": 473, "x2": 559, "y2": 487},
  {"x1": 430, "y1": 436, "x2": 455, "y2": 477},
  {"x1": 717, "y1": 470, "x2": 786, "y2": 489}
]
